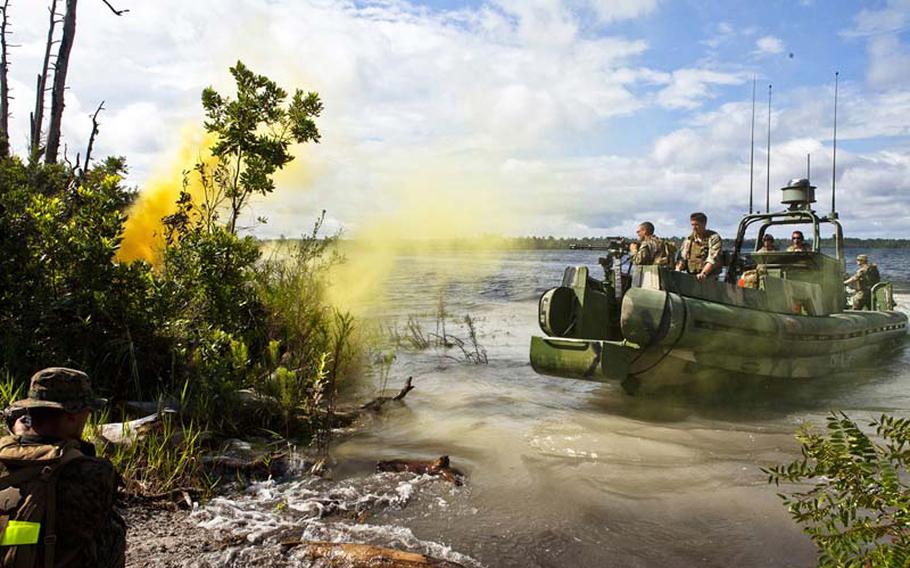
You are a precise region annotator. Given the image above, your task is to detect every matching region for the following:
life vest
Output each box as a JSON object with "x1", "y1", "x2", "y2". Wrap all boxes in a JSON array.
[
  {"x1": 0, "y1": 436, "x2": 85, "y2": 568},
  {"x1": 685, "y1": 230, "x2": 718, "y2": 274}
]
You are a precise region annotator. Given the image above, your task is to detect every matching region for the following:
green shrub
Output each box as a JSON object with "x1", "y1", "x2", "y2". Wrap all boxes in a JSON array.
[
  {"x1": 0, "y1": 62, "x2": 362, "y2": 448},
  {"x1": 765, "y1": 413, "x2": 910, "y2": 567}
]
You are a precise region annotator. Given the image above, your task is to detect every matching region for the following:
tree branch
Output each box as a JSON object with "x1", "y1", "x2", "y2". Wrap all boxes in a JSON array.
[
  {"x1": 100, "y1": 0, "x2": 128, "y2": 16},
  {"x1": 31, "y1": 0, "x2": 59, "y2": 161},
  {"x1": 83, "y1": 99, "x2": 103, "y2": 168}
]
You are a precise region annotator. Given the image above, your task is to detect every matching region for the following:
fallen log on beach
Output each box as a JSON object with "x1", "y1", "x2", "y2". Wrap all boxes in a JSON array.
[
  {"x1": 377, "y1": 455, "x2": 464, "y2": 486},
  {"x1": 281, "y1": 541, "x2": 467, "y2": 568},
  {"x1": 98, "y1": 409, "x2": 179, "y2": 446}
]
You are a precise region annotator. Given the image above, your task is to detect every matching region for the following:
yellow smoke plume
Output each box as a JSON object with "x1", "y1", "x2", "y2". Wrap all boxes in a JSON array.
[
  {"x1": 326, "y1": 159, "x2": 516, "y2": 313},
  {"x1": 117, "y1": 126, "x2": 219, "y2": 263}
]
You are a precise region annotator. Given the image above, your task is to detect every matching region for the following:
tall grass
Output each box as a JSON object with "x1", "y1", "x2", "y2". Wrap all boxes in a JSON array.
[
  {"x1": 87, "y1": 411, "x2": 211, "y2": 497},
  {"x1": 0, "y1": 370, "x2": 23, "y2": 409}
]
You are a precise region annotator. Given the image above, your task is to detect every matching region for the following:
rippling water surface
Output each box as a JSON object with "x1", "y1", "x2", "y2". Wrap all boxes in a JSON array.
[{"x1": 196, "y1": 248, "x2": 910, "y2": 568}]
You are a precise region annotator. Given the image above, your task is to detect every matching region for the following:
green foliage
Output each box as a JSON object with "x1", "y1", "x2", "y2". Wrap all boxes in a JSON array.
[
  {"x1": 0, "y1": 156, "x2": 169, "y2": 398},
  {"x1": 764, "y1": 413, "x2": 910, "y2": 567},
  {"x1": 88, "y1": 413, "x2": 210, "y2": 498},
  {"x1": 200, "y1": 60, "x2": 323, "y2": 233},
  {"x1": 0, "y1": 371, "x2": 23, "y2": 410},
  {"x1": 0, "y1": 62, "x2": 360, "y2": 447}
]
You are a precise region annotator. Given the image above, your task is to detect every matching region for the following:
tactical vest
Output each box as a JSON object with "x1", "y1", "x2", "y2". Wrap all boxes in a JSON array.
[
  {"x1": 0, "y1": 436, "x2": 85, "y2": 568},
  {"x1": 864, "y1": 265, "x2": 880, "y2": 288},
  {"x1": 685, "y1": 231, "x2": 716, "y2": 274}
]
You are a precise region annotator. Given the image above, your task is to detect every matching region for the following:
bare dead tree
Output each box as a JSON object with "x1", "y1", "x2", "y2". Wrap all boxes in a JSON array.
[
  {"x1": 30, "y1": 0, "x2": 59, "y2": 161},
  {"x1": 0, "y1": 0, "x2": 11, "y2": 157},
  {"x1": 82, "y1": 99, "x2": 102, "y2": 168},
  {"x1": 44, "y1": 0, "x2": 76, "y2": 164}
]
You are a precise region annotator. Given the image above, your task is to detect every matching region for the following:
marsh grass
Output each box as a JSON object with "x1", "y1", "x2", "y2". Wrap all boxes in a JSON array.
[
  {"x1": 85, "y1": 392, "x2": 212, "y2": 498},
  {"x1": 383, "y1": 303, "x2": 489, "y2": 365},
  {"x1": 0, "y1": 371, "x2": 23, "y2": 409}
]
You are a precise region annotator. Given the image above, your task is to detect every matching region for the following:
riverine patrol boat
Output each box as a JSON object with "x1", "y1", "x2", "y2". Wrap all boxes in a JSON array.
[{"x1": 529, "y1": 179, "x2": 907, "y2": 394}]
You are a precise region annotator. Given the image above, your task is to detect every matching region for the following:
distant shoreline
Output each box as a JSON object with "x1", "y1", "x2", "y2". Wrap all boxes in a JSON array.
[{"x1": 260, "y1": 236, "x2": 910, "y2": 250}]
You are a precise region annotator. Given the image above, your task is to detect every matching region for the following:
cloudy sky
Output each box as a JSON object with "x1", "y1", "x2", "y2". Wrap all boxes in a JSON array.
[{"x1": 6, "y1": 0, "x2": 910, "y2": 238}]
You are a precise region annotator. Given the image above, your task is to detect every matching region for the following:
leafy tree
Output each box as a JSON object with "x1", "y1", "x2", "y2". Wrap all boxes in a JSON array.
[
  {"x1": 765, "y1": 413, "x2": 910, "y2": 567},
  {"x1": 0, "y1": 156, "x2": 168, "y2": 398},
  {"x1": 200, "y1": 61, "x2": 322, "y2": 233}
]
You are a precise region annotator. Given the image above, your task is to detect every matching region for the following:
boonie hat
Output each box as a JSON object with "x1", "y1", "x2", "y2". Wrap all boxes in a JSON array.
[
  {"x1": 856, "y1": 254, "x2": 869, "y2": 262},
  {"x1": 10, "y1": 367, "x2": 106, "y2": 413}
]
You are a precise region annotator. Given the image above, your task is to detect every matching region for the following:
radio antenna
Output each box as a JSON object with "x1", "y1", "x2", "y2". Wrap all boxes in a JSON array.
[
  {"x1": 831, "y1": 71, "x2": 839, "y2": 214},
  {"x1": 765, "y1": 83, "x2": 772, "y2": 213},
  {"x1": 749, "y1": 76, "x2": 756, "y2": 214},
  {"x1": 807, "y1": 153, "x2": 810, "y2": 180}
]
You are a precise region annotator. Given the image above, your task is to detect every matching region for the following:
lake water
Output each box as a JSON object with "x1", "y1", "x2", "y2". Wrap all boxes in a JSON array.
[{"x1": 193, "y1": 247, "x2": 910, "y2": 567}]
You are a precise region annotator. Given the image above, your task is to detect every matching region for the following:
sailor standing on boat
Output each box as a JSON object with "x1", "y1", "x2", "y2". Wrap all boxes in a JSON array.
[
  {"x1": 629, "y1": 222, "x2": 671, "y2": 266},
  {"x1": 844, "y1": 254, "x2": 881, "y2": 310},
  {"x1": 676, "y1": 212, "x2": 723, "y2": 281}
]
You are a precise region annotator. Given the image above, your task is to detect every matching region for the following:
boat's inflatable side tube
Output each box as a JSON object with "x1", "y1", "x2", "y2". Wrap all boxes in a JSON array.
[
  {"x1": 622, "y1": 287, "x2": 907, "y2": 357},
  {"x1": 620, "y1": 288, "x2": 685, "y2": 347}
]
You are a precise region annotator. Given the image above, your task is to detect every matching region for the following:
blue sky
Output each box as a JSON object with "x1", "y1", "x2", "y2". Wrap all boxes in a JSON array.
[{"x1": 6, "y1": 0, "x2": 910, "y2": 238}]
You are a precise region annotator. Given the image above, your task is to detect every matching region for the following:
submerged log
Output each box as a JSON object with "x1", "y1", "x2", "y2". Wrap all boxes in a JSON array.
[
  {"x1": 281, "y1": 541, "x2": 466, "y2": 568},
  {"x1": 328, "y1": 377, "x2": 416, "y2": 429},
  {"x1": 377, "y1": 455, "x2": 464, "y2": 486},
  {"x1": 360, "y1": 376, "x2": 415, "y2": 412}
]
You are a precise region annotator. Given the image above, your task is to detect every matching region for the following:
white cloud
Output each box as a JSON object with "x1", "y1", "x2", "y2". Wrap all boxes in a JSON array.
[
  {"x1": 2, "y1": 0, "x2": 908, "y2": 240},
  {"x1": 656, "y1": 69, "x2": 745, "y2": 109},
  {"x1": 588, "y1": 0, "x2": 659, "y2": 23},
  {"x1": 843, "y1": 0, "x2": 910, "y2": 37},
  {"x1": 842, "y1": 0, "x2": 910, "y2": 89},
  {"x1": 755, "y1": 35, "x2": 784, "y2": 55},
  {"x1": 867, "y1": 35, "x2": 910, "y2": 90}
]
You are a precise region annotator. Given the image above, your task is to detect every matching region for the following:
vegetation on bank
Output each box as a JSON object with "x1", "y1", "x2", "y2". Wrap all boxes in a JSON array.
[
  {"x1": 766, "y1": 413, "x2": 910, "y2": 566},
  {"x1": 0, "y1": 61, "x2": 361, "y2": 494}
]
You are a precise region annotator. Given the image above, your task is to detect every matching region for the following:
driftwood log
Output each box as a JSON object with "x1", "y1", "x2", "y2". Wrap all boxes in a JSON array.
[
  {"x1": 360, "y1": 376, "x2": 415, "y2": 411},
  {"x1": 330, "y1": 377, "x2": 416, "y2": 429},
  {"x1": 377, "y1": 455, "x2": 464, "y2": 486},
  {"x1": 280, "y1": 541, "x2": 466, "y2": 568},
  {"x1": 98, "y1": 409, "x2": 178, "y2": 446}
]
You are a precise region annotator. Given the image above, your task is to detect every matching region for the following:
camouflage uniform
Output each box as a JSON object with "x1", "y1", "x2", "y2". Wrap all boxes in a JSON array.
[
  {"x1": 786, "y1": 242, "x2": 809, "y2": 252},
  {"x1": 631, "y1": 234, "x2": 668, "y2": 266},
  {"x1": 680, "y1": 230, "x2": 722, "y2": 276},
  {"x1": 845, "y1": 256, "x2": 881, "y2": 310},
  {"x1": 1, "y1": 368, "x2": 125, "y2": 568}
]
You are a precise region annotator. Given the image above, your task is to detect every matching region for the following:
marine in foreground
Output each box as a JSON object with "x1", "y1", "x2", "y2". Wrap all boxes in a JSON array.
[
  {"x1": 0, "y1": 368, "x2": 125, "y2": 568},
  {"x1": 530, "y1": 179, "x2": 907, "y2": 394}
]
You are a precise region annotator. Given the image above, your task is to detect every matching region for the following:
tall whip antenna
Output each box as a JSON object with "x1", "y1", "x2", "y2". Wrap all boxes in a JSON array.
[
  {"x1": 749, "y1": 76, "x2": 756, "y2": 214},
  {"x1": 766, "y1": 84, "x2": 772, "y2": 213},
  {"x1": 831, "y1": 71, "x2": 839, "y2": 214},
  {"x1": 807, "y1": 153, "x2": 811, "y2": 180}
]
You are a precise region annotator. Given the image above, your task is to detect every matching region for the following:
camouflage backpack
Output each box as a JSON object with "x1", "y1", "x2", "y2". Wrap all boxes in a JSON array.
[
  {"x1": 0, "y1": 435, "x2": 86, "y2": 568},
  {"x1": 652, "y1": 238, "x2": 677, "y2": 267}
]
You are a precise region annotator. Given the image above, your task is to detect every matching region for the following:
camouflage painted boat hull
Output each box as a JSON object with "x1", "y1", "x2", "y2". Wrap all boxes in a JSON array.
[{"x1": 530, "y1": 267, "x2": 908, "y2": 393}]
